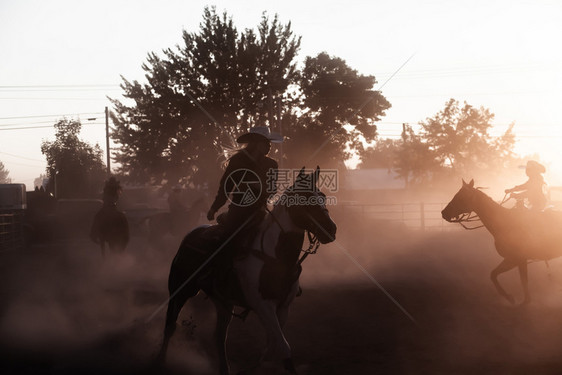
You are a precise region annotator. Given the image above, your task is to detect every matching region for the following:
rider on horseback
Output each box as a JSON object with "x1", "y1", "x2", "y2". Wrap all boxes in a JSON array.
[
  {"x1": 206, "y1": 126, "x2": 283, "y2": 261},
  {"x1": 505, "y1": 160, "x2": 548, "y2": 211},
  {"x1": 102, "y1": 176, "x2": 122, "y2": 207}
]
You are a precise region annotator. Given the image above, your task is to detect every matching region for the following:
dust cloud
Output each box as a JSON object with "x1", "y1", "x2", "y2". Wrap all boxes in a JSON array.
[{"x1": 3, "y1": 184, "x2": 562, "y2": 374}]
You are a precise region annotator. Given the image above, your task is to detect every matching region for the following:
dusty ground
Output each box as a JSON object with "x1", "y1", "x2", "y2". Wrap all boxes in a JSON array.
[{"x1": 2, "y1": 219, "x2": 562, "y2": 374}]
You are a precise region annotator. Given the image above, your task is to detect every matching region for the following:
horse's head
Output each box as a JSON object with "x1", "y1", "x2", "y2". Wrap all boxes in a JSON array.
[
  {"x1": 283, "y1": 166, "x2": 337, "y2": 244},
  {"x1": 441, "y1": 179, "x2": 477, "y2": 222}
]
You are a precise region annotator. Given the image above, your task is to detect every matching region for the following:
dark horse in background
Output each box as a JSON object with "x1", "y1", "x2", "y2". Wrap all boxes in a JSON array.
[
  {"x1": 90, "y1": 177, "x2": 129, "y2": 257},
  {"x1": 157, "y1": 167, "x2": 337, "y2": 375},
  {"x1": 90, "y1": 203, "x2": 129, "y2": 257},
  {"x1": 442, "y1": 179, "x2": 562, "y2": 305},
  {"x1": 143, "y1": 197, "x2": 207, "y2": 247}
]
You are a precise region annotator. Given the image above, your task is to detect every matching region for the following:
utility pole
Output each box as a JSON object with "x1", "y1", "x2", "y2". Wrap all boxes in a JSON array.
[{"x1": 105, "y1": 106, "x2": 111, "y2": 175}]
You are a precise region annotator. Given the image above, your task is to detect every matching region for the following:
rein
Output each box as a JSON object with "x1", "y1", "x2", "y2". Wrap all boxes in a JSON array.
[
  {"x1": 451, "y1": 212, "x2": 485, "y2": 230},
  {"x1": 453, "y1": 192, "x2": 513, "y2": 231},
  {"x1": 297, "y1": 231, "x2": 320, "y2": 266}
]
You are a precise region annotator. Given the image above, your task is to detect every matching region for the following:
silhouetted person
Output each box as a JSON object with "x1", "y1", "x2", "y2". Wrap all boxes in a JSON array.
[
  {"x1": 102, "y1": 176, "x2": 123, "y2": 207},
  {"x1": 91, "y1": 176, "x2": 129, "y2": 255},
  {"x1": 207, "y1": 126, "x2": 282, "y2": 261},
  {"x1": 168, "y1": 184, "x2": 188, "y2": 216},
  {"x1": 505, "y1": 160, "x2": 548, "y2": 211}
]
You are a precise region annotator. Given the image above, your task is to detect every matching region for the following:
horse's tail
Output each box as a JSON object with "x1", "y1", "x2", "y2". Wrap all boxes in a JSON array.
[{"x1": 162, "y1": 225, "x2": 213, "y2": 354}]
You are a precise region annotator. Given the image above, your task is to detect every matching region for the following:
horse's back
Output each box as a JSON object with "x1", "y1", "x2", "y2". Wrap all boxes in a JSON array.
[{"x1": 497, "y1": 208, "x2": 562, "y2": 260}]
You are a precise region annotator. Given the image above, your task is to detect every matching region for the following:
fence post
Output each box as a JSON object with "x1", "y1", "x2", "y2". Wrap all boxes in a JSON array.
[{"x1": 420, "y1": 202, "x2": 425, "y2": 231}]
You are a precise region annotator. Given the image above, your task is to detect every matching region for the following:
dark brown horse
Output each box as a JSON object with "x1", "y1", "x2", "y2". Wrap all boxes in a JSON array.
[
  {"x1": 90, "y1": 204, "x2": 129, "y2": 257},
  {"x1": 442, "y1": 179, "x2": 562, "y2": 305}
]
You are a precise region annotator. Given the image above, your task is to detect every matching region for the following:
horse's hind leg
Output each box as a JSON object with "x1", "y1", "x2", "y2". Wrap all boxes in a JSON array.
[
  {"x1": 518, "y1": 262, "x2": 530, "y2": 305},
  {"x1": 211, "y1": 298, "x2": 233, "y2": 375},
  {"x1": 491, "y1": 259, "x2": 517, "y2": 304},
  {"x1": 157, "y1": 283, "x2": 199, "y2": 364}
]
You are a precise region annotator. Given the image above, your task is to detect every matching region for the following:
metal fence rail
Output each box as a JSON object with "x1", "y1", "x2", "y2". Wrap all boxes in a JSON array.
[{"x1": 336, "y1": 202, "x2": 458, "y2": 230}]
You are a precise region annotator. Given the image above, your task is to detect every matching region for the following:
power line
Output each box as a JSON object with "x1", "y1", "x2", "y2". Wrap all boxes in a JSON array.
[
  {"x1": 0, "y1": 119, "x2": 103, "y2": 127},
  {"x1": 0, "y1": 151, "x2": 44, "y2": 162},
  {"x1": 0, "y1": 122, "x2": 105, "y2": 131},
  {"x1": 0, "y1": 84, "x2": 119, "y2": 89},
  {"x1": 0, "y1": 112, "x2": 104, "y2": 120},
  {"x1": 0, "y1": 97, "x2": 111, "y2": 101}
]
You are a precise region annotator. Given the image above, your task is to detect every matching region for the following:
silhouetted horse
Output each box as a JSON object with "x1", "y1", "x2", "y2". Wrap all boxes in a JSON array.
[
  {"x1": 158, "y1": 167, "x2": 337, "y2": 374},
  {"x1": 442, "y1": 179, "x2": 562, "y2": 305},
  {"x1": 143, "y1": 197, "x2": 206, "y2": 246},
  {"x1": 90, "y1": 204, "x2": 129, "y2": 257}
]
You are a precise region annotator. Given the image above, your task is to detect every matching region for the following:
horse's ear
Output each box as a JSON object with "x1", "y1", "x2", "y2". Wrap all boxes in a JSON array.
[
  {"x1": 468, "y1": 179, "x2": 474, "y2": 188},
  {"x1": 298, "y1": 166, "x2": 305, "y2": 178},
  {"x1": 462, "y1": 179, "x2": 467, "y2": 186},
  {"x1": 314, "y1": 166, "x2": 320, "y2": 181}
]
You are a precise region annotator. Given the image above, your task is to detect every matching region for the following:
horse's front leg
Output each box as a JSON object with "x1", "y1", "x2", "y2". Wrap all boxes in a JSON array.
[
  {"x1": 212, "y1": 298, "x2": 234, "y2": 375},
  {"x1": 255, "y1": 302, "x2": 295, "y2": 373},
  {"x1": 276, "y1": 283, "x2": 299, "y2": 374},
  {"x1": 518, "y1": 262, "x2": 530, "y2": 305},
  {"x1": 490, "y1": 259, "x2": 517, "y2": 304}
]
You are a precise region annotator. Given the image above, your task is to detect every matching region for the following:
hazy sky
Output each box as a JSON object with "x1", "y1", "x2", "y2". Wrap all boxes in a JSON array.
[{"x1": 1, "y1": 0, "x2": 561, "y2": 187}]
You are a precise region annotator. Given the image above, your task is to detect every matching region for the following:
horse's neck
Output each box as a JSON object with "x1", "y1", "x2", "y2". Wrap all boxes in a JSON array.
[
  {"x1": 256, "y1": 204, "x2": 302, "y2": 257},
  {"x1": 472, "y1": 190, "x2": 507, "y2": 235}
]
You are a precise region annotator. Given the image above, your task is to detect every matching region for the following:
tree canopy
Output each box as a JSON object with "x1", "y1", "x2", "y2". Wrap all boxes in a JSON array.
[
  {"x1": 40, "y1": 119, "x2": 106, "y2": 198},
  {"x1": 110, "y1": 7, "x2": 390, "y2": 188},
  {"x1": 420, "y1": 98, "x2": 515, "y2": 176},
  {"x1": 359, "y1": 99, "x2": 516, "y2": 186}
]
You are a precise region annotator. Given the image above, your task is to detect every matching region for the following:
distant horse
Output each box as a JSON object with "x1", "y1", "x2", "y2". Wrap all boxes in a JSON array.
[
  {"x1": 90, "y1": 204, "x2": 130, "y2": 257},
  {"x1": 157, "y1": 167, "x2": 337, "y2": 374},
  {"x1": 441, "y1": 179, "x2": 562, "y2": 305},
  {"x1": 143, "y1": 197, "x2": 206, "y2": 246}
]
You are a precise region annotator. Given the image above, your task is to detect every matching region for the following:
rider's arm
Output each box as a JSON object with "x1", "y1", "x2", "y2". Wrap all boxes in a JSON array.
[
  {"x1": 209, "y1": 153, "x2": 244, "y2": 213},
  {"x1": 509, "y1": 180, "x2": 531, "y2": 193}
]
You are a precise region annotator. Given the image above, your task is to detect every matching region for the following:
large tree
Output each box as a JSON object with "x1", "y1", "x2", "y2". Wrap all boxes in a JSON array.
[
  {"x1": 420, "y1": 98, "x2": 515, "y2": 177},
  {"x1": 110, "y1": 7, "x2": 390, "y2": 188},
  {"x1": 110, "y1": 7, "x2": 301, "y2": 187},
  {"x1": 358, "y1": 125, "x2": 438, "y2": 187},
  {"x1": 282, "y1": 52, "x2": 390, "y2": 168},
  {"x1": 41, "y1": 119, "x2": 106, "y2": 198}
]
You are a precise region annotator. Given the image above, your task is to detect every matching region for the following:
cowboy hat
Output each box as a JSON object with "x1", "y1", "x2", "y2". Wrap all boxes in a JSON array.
[
  {"x1": 525, "y1": 160, "x2": 546, "y2": 174},
  {"x1": 236, "y1": 126, "x2": 283, "y2": 144}
]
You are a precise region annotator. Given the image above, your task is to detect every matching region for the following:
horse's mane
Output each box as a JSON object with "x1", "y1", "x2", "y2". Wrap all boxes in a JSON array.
[{"x1": 473, "y1": 187, "x2": 504, "y2": 208}]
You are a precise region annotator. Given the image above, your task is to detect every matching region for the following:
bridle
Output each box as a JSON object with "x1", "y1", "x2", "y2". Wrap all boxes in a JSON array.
[{"x1": 450, "y1": 212, "x2": 484, "y2": 230}]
